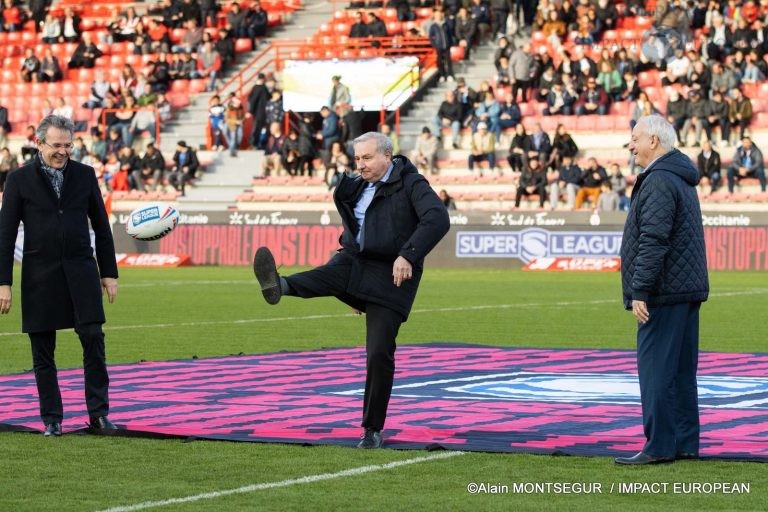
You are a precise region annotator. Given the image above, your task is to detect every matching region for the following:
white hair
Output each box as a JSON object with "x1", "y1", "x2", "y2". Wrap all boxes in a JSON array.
[{"x1": 636, "y1": 114, "x2": 676, "y2": 151}]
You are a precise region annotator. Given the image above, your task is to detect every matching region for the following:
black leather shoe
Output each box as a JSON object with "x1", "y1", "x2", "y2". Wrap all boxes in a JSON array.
[
  {"x1": 254, "y1": 247, "x2": 281, "y2": 305},
  {"x1": 43, "y1": 422, "x2": 62, "y2": 437},
  {"x1": 357, "y1": 428, "x2": 383, "y2": 449},
  {"x1": 676, "y1": 452, "x2": 698, "y2": 460},
  {"x1": 615, "y1": 452, "x2": 674, "y2": 465},
  {"x1": 90, "y1": 416, "x2": 118, "y2": 431}
]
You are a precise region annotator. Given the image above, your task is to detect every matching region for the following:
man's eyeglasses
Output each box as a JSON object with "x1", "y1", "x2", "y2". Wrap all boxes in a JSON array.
[{"x1": 42, "y1": 141, "x2": 74, "y2": 151}]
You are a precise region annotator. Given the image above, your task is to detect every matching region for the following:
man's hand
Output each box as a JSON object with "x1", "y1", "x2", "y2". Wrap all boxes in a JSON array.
[
  {"x1": 101, "y1": 278, "x2": 118, "y2": 304},
  {"x1": 0, "y1": 285, "x2": 11, "y2": 314},
  {"x1": 392, "y1": 256, "x2": 413, "y2": 287},
  {"x1": 632, "y1": 299, "x2": 649, "y2": 324}
]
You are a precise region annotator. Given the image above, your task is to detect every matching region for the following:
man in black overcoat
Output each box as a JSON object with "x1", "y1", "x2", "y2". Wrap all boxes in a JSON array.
[
  {"x1": 0, "y1": 115, "x2": 119, "y2": 437},
  {"x1": 253, "y1": 132, "x2": 450, "y2": 449}
]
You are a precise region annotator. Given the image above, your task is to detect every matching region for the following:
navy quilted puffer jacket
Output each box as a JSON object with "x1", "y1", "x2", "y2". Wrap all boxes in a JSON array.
[{"x1": 620, "y1": 149, "x2": 709, "y2": 310}]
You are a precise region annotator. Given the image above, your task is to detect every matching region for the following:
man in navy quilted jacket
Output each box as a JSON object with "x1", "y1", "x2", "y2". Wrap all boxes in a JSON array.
[{"x1": 617, "y1": 115, "x2": 709, "y2": 465}]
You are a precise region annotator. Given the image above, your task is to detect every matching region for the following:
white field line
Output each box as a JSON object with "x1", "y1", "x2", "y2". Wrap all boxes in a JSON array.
[
  {"x1": 0, "y1": 288, "x2": 765, "y2": 337},
  {"x1": 95, "y1": 450, "x2": 465, "y2": 512}
]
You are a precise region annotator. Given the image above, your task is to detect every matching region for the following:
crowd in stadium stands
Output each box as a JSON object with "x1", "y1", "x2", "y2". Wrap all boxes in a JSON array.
[{"x1": 0, "y1": 0, "x2": 281, "y2": 196}]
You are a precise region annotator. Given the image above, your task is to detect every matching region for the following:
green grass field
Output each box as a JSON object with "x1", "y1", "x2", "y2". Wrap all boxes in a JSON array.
[{"x1": 1, "y1": 267, "x2": 766, "y2": 512}]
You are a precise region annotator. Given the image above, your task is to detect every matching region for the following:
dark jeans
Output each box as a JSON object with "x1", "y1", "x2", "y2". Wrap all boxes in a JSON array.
[
  {"x1": 285, "y1": 259, "x2": 405, "y2": 431},
  {"x1": 29, "y1": 323, "x2": 109, "y2": 424},
  {"x1": 727, "y1": 165, "x2": 767, "y2": 192},
  {"x1": 637, "y1": 302, "x2": 701, "y2": 458}
]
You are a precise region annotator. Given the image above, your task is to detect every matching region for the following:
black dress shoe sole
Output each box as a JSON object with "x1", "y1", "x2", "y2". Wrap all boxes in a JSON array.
[{"x1": 254, "y1": 247, "x2": 281, "y2": 305}]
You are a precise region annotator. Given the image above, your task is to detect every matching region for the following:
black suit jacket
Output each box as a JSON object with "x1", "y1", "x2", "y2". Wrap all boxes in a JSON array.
[
  {"x1": 332, "y1": 156, "x2": 449, "y2": 319},
  {"x1": 0, "y1": 157, "x2": 117, "y2": 332}
]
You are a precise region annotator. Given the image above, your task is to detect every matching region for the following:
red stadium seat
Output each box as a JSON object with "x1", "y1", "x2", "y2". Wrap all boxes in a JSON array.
[
  {"x1": 235, "y1": 38, "x2": 253, "y2": 52},
  {"x1": 450, "y1": 46, "x2": 465, "y2": 61}
]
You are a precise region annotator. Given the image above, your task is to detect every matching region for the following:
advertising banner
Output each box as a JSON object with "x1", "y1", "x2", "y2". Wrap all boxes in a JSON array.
[{"x1": 110, "y1": 210, "x2": 768, "y2": 271}]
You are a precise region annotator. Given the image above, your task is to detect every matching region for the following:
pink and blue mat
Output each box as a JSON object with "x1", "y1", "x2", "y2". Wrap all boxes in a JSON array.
[{"x1": 1, "y1": 344, "x2": 766, "y2": 460}]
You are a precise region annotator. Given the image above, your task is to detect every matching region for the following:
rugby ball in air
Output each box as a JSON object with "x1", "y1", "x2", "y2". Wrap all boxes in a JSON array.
[{"x1": 125, "y1": 202, "x2": 180, "y2": 241}]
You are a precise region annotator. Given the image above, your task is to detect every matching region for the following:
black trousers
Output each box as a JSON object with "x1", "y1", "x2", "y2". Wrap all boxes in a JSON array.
[
  {"x1": 285, "y1": 261, "x2": 404, "y2": 431},
  {"x1": 29, "y1": 323, "x2": 109, "y2": 424}
]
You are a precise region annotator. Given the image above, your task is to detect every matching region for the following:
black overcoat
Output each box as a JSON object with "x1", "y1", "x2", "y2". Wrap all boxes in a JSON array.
[{"x1": 0, "y1": 158, "x2": 118, "y2": 332}]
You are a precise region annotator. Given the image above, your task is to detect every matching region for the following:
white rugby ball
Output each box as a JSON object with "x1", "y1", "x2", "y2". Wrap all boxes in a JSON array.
[{"x1": 125, "y1": 202, "x2": 180, "y2": 241}]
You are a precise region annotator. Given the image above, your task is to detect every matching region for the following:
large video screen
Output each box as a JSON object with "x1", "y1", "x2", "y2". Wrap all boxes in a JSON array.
[{"x1": 281, "y1": 56, "x2": 420, "y2": 112}]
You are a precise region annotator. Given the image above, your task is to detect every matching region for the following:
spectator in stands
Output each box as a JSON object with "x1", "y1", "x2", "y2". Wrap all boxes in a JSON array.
[
  {"x1": 727, "y1": 136, "x2": 766, "y2": 193},
  {"x1": 474, "y1": 90, "x2": 502, "y2": 142},
  {"x1": 180, "y1": 0, "x2": 202, "y2": 24},
  {"x1": 329, "y1": 75, "x2": 352, "y2": 120},
  {"x1": 494, "y1": 36, "x2": 514, "y2": 71},
  {"x1": 429, "y1": 9, "x2": 455, "y2": 83},
  {"x1": 0, "y1": 146, "x2": 18, "y2": 192},
  {"x1": 224, "y1": 94, "x2": 246, "y2": 157},
  {"x1": 113, "y1": 96, "x2": 138, "y2": 146},
  {"x1": 742, "y1": 50, "x2": 766, "y2": 83},
  {"x1": 596, "y1": 181, "x2": 619, "y2": 211},
  {"x1": 146, "y1": 18, "x2": 171, "y2": 53},
  {"x1": 541, "y1": 9, "x2": 566, "y2": 47},
  {"x1": 197, "y1": 40, "x2": 222, "y2": 92},
  {"x1": 439, "y1": 189, "x2": 457, "y2": 210},
  {"x1": 367, "y1": 12, "x2": 387, "y2": 38},
  {"x1": 104, "y1": 127, "x2": 125, "y2": 159},
  {"x1": 169, "y1": 140, "x2": 199, "y2": 195},
  {"x1": 200, "y1": 0, "x2": 219, "y2": 29},
  {"x1": 411, "y1": 127, "x2": 439, "y2": 175},
  {"x1": 533, "y1": 65, "x2": 555, "y2": 102},
  {"x1": 90, "y1": 129, "x2": 107, "y2": 163},
  {"x1": 469, "y1": 0, "x2": 491, "y2": 42},
  {"x1": 135, "y1": 143, "x2": 166, "y2": 192},
  {"x1": 38, "y1": 48, "x2": 62, "y2": 83},
  {"x1": 596, "y1": 61, "x2": 623, "y2": 102},
  {"x1": 172, "y1": 18, "x2": 204, "y2": 53},
  {"x1": 60, "y1": 7, "x2": 81, "y2": 43},
  {"x1": 575, "y1": 77, "x2": 610, "y2": 116},
  {"x1": 108, "y1": 6, "x2": 141, "y2": 43},
  {"x1": 29, "y1": 0, "x2": 47, "y2": 34},
  {"x1": 707, "y1": 14, "x2": 734, "y2": 62},
  {"x1": 103, "y1": 151, "x2": 120, "y2": 190},
  {"x1": 208, "y1": 95, "x2": 226, "y2": 151},
  {"x1": 246, "y1": 0, "x2": 269, "y2": 43},
  {"x1": 248, "y1": 73, "x2": 268, "y2": 149},
  {"x1": 379, "y1": 123, "x2": 400, "y2": 155},
  {"x1": 19, "y1": 125, "x2": 38, "y2": 161},
  {"x1": 665, "y1": 89, "x2": 689, "y2": 146},
  {"x1": 83, "y1": 70, "x2": 115, "y2": 109},
  {"x1": 619, "y1": 70, "x2": 641, "y2": 103},
  {"x1": 216, "y1": 28, "x2": 236, "y2": 71},
  {"x1": 607, "y1": 163, "x2": 629, "y2": 211},
  {"x1": 509, "y1": 42, "x2": 533, "y2": 102},
  {"x1": 323, "y1": 140, "x2": 352, "y2": 189},
  {"x1": 454, "y1": 6, "x2": 476, "y2": 61},
  {"x1": 682, "y1": 88, "x2": 709, "y2": 147},
  {"x1": 227, "y1": 2, "x2": 249, "y2": 38},
  {"x1": 19, "y1": 48, "x2": 40, "y2": 83},
  {"x1": 630, "y1": 91, "x2": 658, "y2": 130},
  {"x1": 507, "y1": 123, "x2": 529, "y2": 173},
  {"x1": 467, "y1": 122, "x2": 496, "y2": 174},
  {"x1": 548, "y1": 123, "x2": 578, "y2": 171},
  {"x1": 118, "y1": 146, "x2": 141, "y2": 189},
  {"x1": 729, "y1": 87, "x2": 753, "y2": 143},
  {"x1": 498, "y1": 90, "x2": 521, "y2": 132},
  {"x1": 137, "y1": 83, "x2": 158, "y2": 108},
  {"x1": 489, "y1": 0, "x2": 512, "y2": 40},
  {"x1": 575, "y1": 157, "x2": 607, "y2": 209},
  {"x1": 280, "y1": 128, "x2": 300, "y2": 176},
  {"x1": 70, "y1": 136, "x2": 88, "y2": 162},
  {"x1": 68, "y1": 33, "x2": 103, "y2": 69},
  {"x1": 515, "y1": 158, "x2": 547, "y2": 208},
  {"x1": 349, "y1": 11, "x2": 368, "y2": 38},
  {"x1": 129, "y1": 101, "x2": 157, "y2": 146},
  {"x1": 148, "y1": 54, "x2": 172, "y2": 93},
  {"x1": 175, "y1": 51, "x2": 200, "y2": 80},
  {"x1": 118, "y1": 65, "x2": 139, "y2": 97},
  {"x1": 709, "y1": 62, "x2": 737, "y2": 98},
  {"x1": 52, "y1": 97, "x2": 73, "y2": 120},
  {"x1": 697, "y1": 140, "x2": 722, "y2": 194},
  {"x1": 705, "y1": 91, "x2": 730, "y2": 146},
  {"x1": 40, "y1": 12, "x2": 62, "y2": 44},
  {"x1": 527, "y1": 123, "x2": 551, "y2": 165},
  {"x1": 317, "y1": 106, "x2": 341, "y2": 152},
  {"x1": 433, "y1": 89, "x2": 462, "y2": 149},
  {"x1": 543, "y1": 81, "x2": 574, "y2": 116},
  {"x1": 549, "y1": 154, "x2": 582, "y2": 210},
  {"x1": 265, "y1": 89, "x2": 284, "y2": 129},
  {"x1": 297, "y1": 113, "x2": 318, "y2": 176},
  {"x1": 155, "y1": 92, "x2": 173, "y2": 122},
  {"x1": 262, "y1": 121, "x2": 285, "y2": 175}
]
